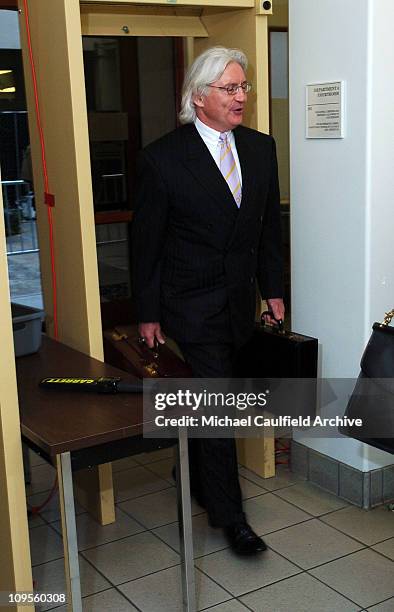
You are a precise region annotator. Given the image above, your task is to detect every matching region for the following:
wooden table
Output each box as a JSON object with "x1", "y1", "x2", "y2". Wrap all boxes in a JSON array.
[{"x1": 16, "y1": 336, "x2": 195, "y2": 611}]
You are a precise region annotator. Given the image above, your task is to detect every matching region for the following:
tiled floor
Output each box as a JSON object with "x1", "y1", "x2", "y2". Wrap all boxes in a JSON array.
[{"x1": 27, "y1": 448, "x2": 394, "y2": 611}]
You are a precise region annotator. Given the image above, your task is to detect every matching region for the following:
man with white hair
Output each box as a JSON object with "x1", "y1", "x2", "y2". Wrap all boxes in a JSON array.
[{"x1": 132, "y1": 46, "x2": 284, "y2": 555}]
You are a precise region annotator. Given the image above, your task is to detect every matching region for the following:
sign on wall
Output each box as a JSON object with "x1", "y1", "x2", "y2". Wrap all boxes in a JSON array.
[{"x1": 306, "y1": 81, "x2": 345, "y2": 138}]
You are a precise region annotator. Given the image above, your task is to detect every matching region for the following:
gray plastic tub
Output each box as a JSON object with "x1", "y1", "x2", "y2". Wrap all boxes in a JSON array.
[{"x1": 11, "y1": 303, "x2": 44, "y2": 357}]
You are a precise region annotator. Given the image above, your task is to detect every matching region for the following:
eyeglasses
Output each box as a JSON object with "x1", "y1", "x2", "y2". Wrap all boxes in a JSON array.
[{"x1": 206, "y1": 81, "x2": 252, "y2": 96}]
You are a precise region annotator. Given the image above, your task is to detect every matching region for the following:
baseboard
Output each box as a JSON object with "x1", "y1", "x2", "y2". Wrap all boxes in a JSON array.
[{"x1": 291, "y1": 440, "x2": 394, "y2": 509}]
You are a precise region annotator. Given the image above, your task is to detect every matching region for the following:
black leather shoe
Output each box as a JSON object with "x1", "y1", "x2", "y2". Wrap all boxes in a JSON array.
[{"x1": 225, "y1": 522, "x2": 267, "y2": 555}]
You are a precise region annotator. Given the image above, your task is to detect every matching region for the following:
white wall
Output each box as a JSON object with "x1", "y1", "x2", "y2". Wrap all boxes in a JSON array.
[
  {"x1": 368, "y1": 2, "x2": 394, "y2": 324},
  {"x1": 0, "y1": 10, "x2": 20, "y2": 49},
  {"x1": 289, "y1": 0, "x2": 394, "y2": 470}
]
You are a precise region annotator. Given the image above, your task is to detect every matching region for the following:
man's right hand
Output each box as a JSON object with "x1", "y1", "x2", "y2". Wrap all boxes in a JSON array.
[{"x1": 138, "y1": 322, "x2": 165, "y2": 349}]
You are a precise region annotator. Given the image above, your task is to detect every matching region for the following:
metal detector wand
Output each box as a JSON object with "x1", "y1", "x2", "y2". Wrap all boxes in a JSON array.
[{"x1": 39, "y1": 376, "x2": 143, "y2": 394}]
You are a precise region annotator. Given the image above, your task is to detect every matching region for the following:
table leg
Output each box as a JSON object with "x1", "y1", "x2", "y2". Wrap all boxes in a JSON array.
[
  {"x1": 176, "y1": 427, "x2": 196, "y2": 612},
  {"x1": 237, "y1": 435, "x2": 275, "y2": 479},
  {"x1": 56, "y1": 452, "x2": 82, "y2": 612},
  {"x1": 74, "y1": 463, "x2": 115, "y2": 526}
]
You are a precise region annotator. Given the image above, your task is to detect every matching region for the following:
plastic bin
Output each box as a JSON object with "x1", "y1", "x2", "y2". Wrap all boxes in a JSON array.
[{"x1": 11, "y1": 303, "x2": 44, "y2": 357}]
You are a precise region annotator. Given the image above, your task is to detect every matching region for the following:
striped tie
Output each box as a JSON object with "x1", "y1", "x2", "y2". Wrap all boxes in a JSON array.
[{"x1": 219, "y1": 132, "x2": 242, "y2": 207}]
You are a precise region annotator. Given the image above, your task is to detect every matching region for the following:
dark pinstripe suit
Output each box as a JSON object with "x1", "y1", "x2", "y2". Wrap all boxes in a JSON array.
[{"x1": 131, "y1": 122, "x2": 283, "y2": 526}]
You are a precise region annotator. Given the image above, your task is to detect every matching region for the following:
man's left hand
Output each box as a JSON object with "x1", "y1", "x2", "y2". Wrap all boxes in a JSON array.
[{"x1": 263, "y1": 298, "x2": 285, "y2": 325}]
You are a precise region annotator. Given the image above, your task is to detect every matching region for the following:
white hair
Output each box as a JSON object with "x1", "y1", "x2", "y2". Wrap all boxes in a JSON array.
[{"x1": 179, "y1": 46, "x2": 248, "y2": 125}]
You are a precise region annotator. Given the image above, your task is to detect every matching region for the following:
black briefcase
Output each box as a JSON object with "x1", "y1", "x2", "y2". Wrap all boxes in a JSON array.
[
  {"x1": 234, "y1": 317, "x2": 318, "y2": 422},
  {"x1": 235, "y1": 317, "x2": 318, "y2": 379}
]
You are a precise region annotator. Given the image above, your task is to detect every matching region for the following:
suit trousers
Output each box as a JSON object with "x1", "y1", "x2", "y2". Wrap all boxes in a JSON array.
[{"x1": 177, "y1": 341, "x2": 246, "y2": 528}]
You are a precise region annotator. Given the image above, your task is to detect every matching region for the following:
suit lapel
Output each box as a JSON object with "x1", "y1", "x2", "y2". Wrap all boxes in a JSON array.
[{"x1": 181, "y1": 124, "x2": 239, "y2": 215}]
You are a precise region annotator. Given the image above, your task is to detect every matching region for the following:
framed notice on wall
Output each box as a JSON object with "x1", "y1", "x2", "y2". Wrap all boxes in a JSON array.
[{"x1": 306, "y1": 81, "x2": 345, "y2": 138}]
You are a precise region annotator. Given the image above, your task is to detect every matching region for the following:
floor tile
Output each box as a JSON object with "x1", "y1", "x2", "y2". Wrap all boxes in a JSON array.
[
  {"x1": 27, "y1": 490, "x2": 86, "y2": 523},
  {"x1": 80, "y1": 589, "x2": 139, "y2": 611},
  {"x1": 119, "y1": 566, "x2": 231, "y2": 612},
  {"x1": 32, "y1": 556, "x2": 110, "y2": 611},
  {"x1": 195, "y1": 547, "x2": 300, "y2": 596},
  {"x1": 26, "y1": 462, "x2": 57, "y2": 496},
  {"x1": 238, "y1": 464, "x2": 303, "y2": 491},
  {"x1": 119, "y1": 487, "x2": 203, "y2": 529},
  {"x1": 236, "y1": 466, "x2": 272, "y2": 490},
  {"x1": 264, "y1": 519, "x2": 363, "y2": 569},
  {"x1": 274, "y1": 481, "x2": 349, "y2": 516},
  {"x1": 243, "y1": 492, "x2": 311, "y2": 535},
  {"x1": 52, "y1": 507, "x2": 145, "y2": 551},
  {"x1": 310, "y1": 549, "x2": 394, "y2": 608},
  {"x1": 28, "y1": 448, "x2": 47, "y2": 467},
  {"x1": 82, "y1": 531, "x2": 179, "y2": 585},
  {"x1": 321, "y1": 506, "x2": 394, "y2": 545},
  {"x1": 29, "y1": 524, "x2": 64, "y2": 566},
  {"x1": 149, "y1": 462, "x2": 267, "y2": 497},
  {"x1": 145, "y1": 457, "x2": 175, "y2": 483},
  {"x1": 28, "y1": 511, "x2": 46, "y2": 529},
  {"x1": 133, "y1": 447, "x2": 175, "y2": 465},
  {"x1": 112, "y1": 457, "x2": 139, "y2": 473},
  {"x1": 154, "y1": 513, "x2": 228, "y2": 558},
  {"x1": 367, "y1": 598, "x2": 394, "y2": 612},
  {"x1": 113, "y1": 465, "x2": 171, "y2": 502},
  {"x1": 240, "y1": 572, "x2": 361, "y2": 611},
  {"x1": 200, "y1": 601, "x2": 250, "y2": 612},
  {"x1": 52, "y1": 588, "x2": 138, "y2": 612},
  {"x1": 239, "y1": 476, "x2": 266, "y2": 500},
  {"x1": 372, "y1": 538, "x2": 394, "y2": 561}
]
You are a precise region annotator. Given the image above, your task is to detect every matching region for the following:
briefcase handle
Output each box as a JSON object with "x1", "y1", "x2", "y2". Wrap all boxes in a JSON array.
[
  {"x1": 261, "y1": 311, "x2": 285, "y2": 334},
  {"x1": 138, "y1": 335, "x2": 160, "y2": 359}
]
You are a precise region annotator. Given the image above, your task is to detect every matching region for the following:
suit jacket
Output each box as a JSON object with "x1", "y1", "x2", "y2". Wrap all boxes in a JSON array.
[{"x1": 131, "y1": 123, "x2": 283, "y2": 348}]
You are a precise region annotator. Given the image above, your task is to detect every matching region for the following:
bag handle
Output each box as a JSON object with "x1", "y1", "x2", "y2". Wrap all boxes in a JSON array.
[
  {"x1": 381, "y1": 309, "x2": 394, "y2": 326},
  {"x1": 261, "y1": 311, "x2": 285, "y2": 334},
  {"x1": 138, "y1": 335, "x2": 160, "y2": 359}
]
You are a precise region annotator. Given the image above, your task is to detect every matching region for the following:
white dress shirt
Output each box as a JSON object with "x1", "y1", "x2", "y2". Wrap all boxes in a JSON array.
[{"x1": 194, "y1": 116, "x2": 243, "y2": 187}]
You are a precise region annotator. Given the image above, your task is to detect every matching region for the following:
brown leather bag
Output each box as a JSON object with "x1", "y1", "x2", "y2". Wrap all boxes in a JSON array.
[{"x1": 103, "y1": 324, "x2": 192, "y2": 379}]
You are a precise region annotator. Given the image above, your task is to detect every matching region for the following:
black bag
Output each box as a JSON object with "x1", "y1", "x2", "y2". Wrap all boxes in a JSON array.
[
  {"x1": 340, "y1": 309, "x2": 394, "y2": 454},
  {"x1": 234, "y1": 316, "x2": 318, "y2": 422},
  {"x1": 235, "y1": 316, "x2": 318, "y2": 379}
]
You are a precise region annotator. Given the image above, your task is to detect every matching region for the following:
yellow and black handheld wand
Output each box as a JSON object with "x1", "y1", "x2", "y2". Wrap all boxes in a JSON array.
[{"x1": 39, "y1": 376, "x2": 143, "y2": 394}]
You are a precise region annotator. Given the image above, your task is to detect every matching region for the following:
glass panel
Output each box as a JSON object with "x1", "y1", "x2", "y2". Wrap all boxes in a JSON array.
[
  {"x1": 0, "y1": 49, "x2": 26, "y2": 112},
  {"x1": 137, "y1": 37, "x2": 176, "y2": 147},
  {"x1": 0, "y1": 69, "x2": 16, "y2": 101},
  {"x1": 82, "y1": 36, "x2": 178, "y2": 304},
  {"x1": 0, "y1": 106, "x2": 43, "y2": 311},
  {"x1": 96, "y1": 222, "x2": 130, "y2": 301},
  {"x1": 83, "y1": 37, "x2": 128, "y2": 212}
]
